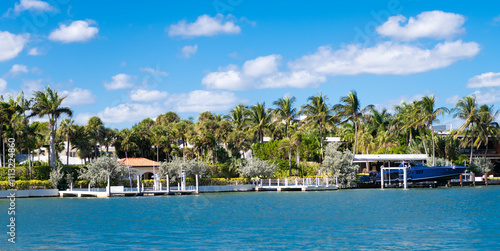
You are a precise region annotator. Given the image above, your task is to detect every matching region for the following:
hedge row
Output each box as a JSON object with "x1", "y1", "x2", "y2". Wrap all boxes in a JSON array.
[{"x1": 0, "y1": 180, "x2": 52, "y2": 190}]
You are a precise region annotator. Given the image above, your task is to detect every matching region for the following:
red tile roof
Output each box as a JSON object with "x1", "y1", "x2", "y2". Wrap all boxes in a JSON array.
[{"x1": 118, "y1": 158, "x2": 161, "y2": 167}]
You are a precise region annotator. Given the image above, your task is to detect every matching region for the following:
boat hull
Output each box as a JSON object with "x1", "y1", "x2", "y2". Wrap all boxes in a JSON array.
[{"x1": 372, "y1": 166, "x2": 468, "y2": 183}]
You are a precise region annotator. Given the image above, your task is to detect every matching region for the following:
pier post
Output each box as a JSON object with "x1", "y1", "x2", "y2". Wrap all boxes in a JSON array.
[
  {"x1": 167, "y1": 175, "x2": 170, "y2": 193},
  {"x1": 381, "y1": 168, "x2": 384, "y2": 189},
  {"x1": 460, "y1": 174, "x2": 463, "y2": 187},
  {"x1": 485, "y1": 173, "x2": 488, "y2": 186},
  {"x1": 403, "y1": 168, "x2": 407, "y2": 189},
  {"x1": 295, "y1": 178, "x2": 298, "y2": 186},
  {"x1": 473, "y1": 173, "x2": 476, "y2": 187},
  {"x1": 137, "y1": 175, "x2": 140, "y2": 192},
  {"x1": 195, "y1": 174, "x2": 199, "y2": 194},
  {"x1": 278, "y1": 178, "x2": 280, "y2": 188},
  {"x1": 285, "y1": 178, "x2": 288, "y2": 187},
  {"x1": 269, "y1": 179, "x2": 271, "y2": 187},
  {"x1": 326, "y1": 177, "x2": 329, "y2": 187},
  {"x1": 106, "y1": 175, "x2": 111, "y2": 197},
  {"x1": 142, "y1": 183, "x2": 144, "y2": 192}
]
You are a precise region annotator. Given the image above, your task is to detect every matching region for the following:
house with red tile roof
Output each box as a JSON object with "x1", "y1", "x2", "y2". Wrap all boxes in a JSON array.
[{"x1": 118, "y1": 157, "x2": 161, "y2": 179}]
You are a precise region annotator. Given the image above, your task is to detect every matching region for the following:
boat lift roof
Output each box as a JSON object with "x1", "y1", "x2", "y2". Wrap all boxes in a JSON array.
[{"x1": 353, "y1": 154, "x2": 428, "y2": 162}]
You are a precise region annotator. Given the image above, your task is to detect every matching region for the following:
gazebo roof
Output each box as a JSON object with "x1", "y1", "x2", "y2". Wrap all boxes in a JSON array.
[{"x1": 117, "y1": 157, "x2": 161, "y2": 167}]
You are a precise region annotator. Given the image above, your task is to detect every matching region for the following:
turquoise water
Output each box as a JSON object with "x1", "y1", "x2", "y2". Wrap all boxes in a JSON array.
[{"x1": 2, "y1": 186, "x2": 500, "y2": 250}]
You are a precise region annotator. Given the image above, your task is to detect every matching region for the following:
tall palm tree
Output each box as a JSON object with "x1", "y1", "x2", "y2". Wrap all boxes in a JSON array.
[
  {"x1": 415, "y1": 95, "x2": 449, "y2": 166},
  {"x1": 59, "y1": 118, "x2": 75, "y2": 165},
  {"x1": 273, "y1": 96, "x2": 297, "y2": 138},
  {"x1": 86, "y1": 116, "x2": 105, "y2": 160},
  {"x1": 248, "y1": 102, "x2": 272, "y2": 143},
  {"x1": 29, "y1": 86, "x2": 73, "y2": 168},
  {"x1": 334, "y1": 91, "x2": 373, "y2": 161},
  {"x1": 299, "y1": 92, "x2": 330, "y2": 161},
  {"x1": 475, "y1": 104, "x2": 499, "y2": 157},
  {"x1": 452, "y1": 96, "x2": 479, "y2": 164}
]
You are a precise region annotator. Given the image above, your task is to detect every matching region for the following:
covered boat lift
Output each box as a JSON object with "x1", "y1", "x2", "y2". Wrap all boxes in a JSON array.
[{"x1": 353, "y1": 154, "x2": 428, "y2": 189}]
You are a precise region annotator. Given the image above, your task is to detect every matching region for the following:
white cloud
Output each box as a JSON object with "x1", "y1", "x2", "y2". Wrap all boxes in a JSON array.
[
  {"x1": 48, "y1": 20, "x2": 99, "y2": 43},
  {"x1": 289, "y1": 41, "x2": 479, "y2": 75},
  {"x1": 376, "y1": 11, "x2": 465, "y2": 41},
  {"x1": 467, "y1": 72, "x2": 500, "y2": 88},
  {"x1": 139, "y1": 67, "x2": 168, "y2": 76},
  {"x1": 21, "y1": 79, "x2": 44, "y2": 97},
  {"x1": 9, "y1": 64, "x2": 29, "y2": 75},
  {"x1": 181, "y1": 44, "x2": 198, "y2": 58},
  {"x1": 260, "y1": 71, "x2": 326, "y2": 89},
  {"x1": 168, "y1": 90, "x2": 239, "y2": 113},
  {"x1": 98, "y1": 103, "x2": 164, "y2": 124},
  {"x1": 167, "y1": 14, "x2": 241, "y2": 37},
  {"x1": 202, "y1": 69, "x2": 247, "y2": 90},
  {"x1": 0, "y1": 78, "x2": 7, "y2": 92},
  {"x1": 203, "y1": 55, "x2": 326, "y2": 90},
  {"x1": 130, "y1": 89, "x2": 168, "y2": 102},
  {"x1": 28, "y1": 47, "x2": 41, "y2": 55},
  {"x1": 471, "y1": 90, "x2": 500, "y2": 104},
  {"x1": 242, "y1": 54, "x2": 281, "y2": 78},
  {"x1": 104, "y1": 74, "x2": 135, "y2": 90},
  {"x1": 0, "y1": 31, "x2": 28, "y2": 61},
  {"x1": 74, "y1": 113, "x2": 93, "y2": 125},
  {"x1": 60, "y1": 88, "x2": 96, "y2": 106},
  {"x1": 4, "y1": 0, "x2": 56, "y2": 16},
  {"x1": 445, "y1": 95, "x2": 461, "y2": 105}
]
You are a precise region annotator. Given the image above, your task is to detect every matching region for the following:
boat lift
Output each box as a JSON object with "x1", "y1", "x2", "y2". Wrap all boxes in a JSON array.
[{"x1": 353, "y1": 154, "x2": 428, "y2": 189}]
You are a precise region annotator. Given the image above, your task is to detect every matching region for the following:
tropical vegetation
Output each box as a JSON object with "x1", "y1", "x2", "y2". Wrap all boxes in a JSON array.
[{"x1": 1, "y1": 87, "x2": 499, "y2": 189}]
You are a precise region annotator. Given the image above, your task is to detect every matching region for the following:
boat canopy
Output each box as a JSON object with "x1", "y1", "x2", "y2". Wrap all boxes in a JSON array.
[{"x1": 352, "y1": 154, "x2": 428, "y2": 163}]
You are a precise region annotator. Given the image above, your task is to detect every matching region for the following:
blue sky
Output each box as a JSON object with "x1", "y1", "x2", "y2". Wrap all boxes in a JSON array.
[{"x1": 1, "y1": 0, "x2": 500, "y2": 129}]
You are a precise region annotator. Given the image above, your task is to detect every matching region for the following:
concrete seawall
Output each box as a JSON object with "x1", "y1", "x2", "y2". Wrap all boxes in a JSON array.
[
  {"x1": 0, "y1": 189, "x2": 59, "y2": 198},
  {"x1": 199, "y1": 184, "x2": 255, "y2": 193}
]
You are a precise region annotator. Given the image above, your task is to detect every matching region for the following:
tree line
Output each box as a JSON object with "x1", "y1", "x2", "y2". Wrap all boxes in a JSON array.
[{"x1": 1, "y1": 86, "x2": 498, "y2": 177}]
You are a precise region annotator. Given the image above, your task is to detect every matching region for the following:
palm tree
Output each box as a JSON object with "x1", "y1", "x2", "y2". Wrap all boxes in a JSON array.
[
  {"x1": 85, "y1": 116, "x2": 105, "y2": 160},
  {"x1": 299, "y1": 92, "x2": 330, "y2": 161},
  {"x1": 0, "y1": 100, "x2": 15, "y2": 167},
  {"x1": 452, "y1": 96, "x2": 479, "y2": 164},
  {"x1": 334, "y1": 91, "x2": 373, "y2": 161},
  {"x1": 59, "y1": 118, "x2": 75, "y2": 165},
  {"x1": 248, "y1": 103, "x2": 272, "y2": 143},
  {"x1": 415, "y1": 95, "x2": 449, "y2": 166},
  {"x1": 278, "y1": 137, "x2": 294, "y2": 176},
  {"x1": 475, "y1": 105, "x2": 499, "y2": 157},
  {"x1": 29, "y1": 86, "x2": 73, "y2": 168},
  {"x1": 273, "y1": 96, "x2": 297, "y2": 138},
  {"x1": 226, "y1": 104, "x2": 248, "y2": 131}
]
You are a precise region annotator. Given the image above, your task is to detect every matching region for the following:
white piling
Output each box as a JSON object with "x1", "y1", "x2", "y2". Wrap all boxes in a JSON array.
[
  {"x1": 326, "y1": 177, "x2": 329, "y2": 187},
  {"x1": 195, "y1": 174, "x2": 199, "y2": 194},
  {"x1": 137, "y1": 175, "x2": 140, "y2": 192}
]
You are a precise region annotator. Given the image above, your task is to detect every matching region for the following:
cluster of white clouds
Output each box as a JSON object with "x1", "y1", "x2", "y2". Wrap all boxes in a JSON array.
[
  {"x1": 167, "y1": 14, "x2": 241, "y2": 38},
  {"x1": 202, "y1": 11, "x2": 480, "y2": 94},
  {"x1": 455, "y1": 72, "x2": 500, "y2": 105},
  {"x1": 202, "y1": 54, "x2": 326, "y2": 90}
]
